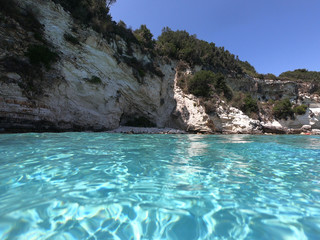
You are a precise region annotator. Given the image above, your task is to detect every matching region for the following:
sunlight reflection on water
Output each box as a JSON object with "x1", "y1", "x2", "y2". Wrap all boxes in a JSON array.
[{"x1": 0, "y1": 133, "x2": 319, "y2": 239}]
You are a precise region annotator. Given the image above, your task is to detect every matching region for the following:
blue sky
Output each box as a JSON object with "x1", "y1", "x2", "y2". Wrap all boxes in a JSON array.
[{"x1": 111, "y1": 0, "x2": 320, "y2": 76}]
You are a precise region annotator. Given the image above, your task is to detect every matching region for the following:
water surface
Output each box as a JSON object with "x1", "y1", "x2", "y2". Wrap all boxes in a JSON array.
[{"x1": 0, "y1": 133, "x2": 319, "y2": 239}]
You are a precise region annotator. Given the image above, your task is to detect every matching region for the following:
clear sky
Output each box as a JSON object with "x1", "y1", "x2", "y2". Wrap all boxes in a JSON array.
[{"x1": 111, "y1": 0, "x2": 320, "y2": 76}]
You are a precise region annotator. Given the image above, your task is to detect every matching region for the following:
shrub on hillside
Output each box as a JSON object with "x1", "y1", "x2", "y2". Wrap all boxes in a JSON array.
[
  {"x1": 134, "y1": 25, "x2": 155, "y2": 49},
  {"x1": 186, "y1": 70, "x2": 233, "y2": 99},
  {"x1": 230, "y1": 92, "x2": 259, "y2": 117},
  {"x1": 86, "y1": 76, "x2": 102, "y2": 84},
  {"x1": 52, "y1": 0, "x2": 139, "y2": 47},
  {"x1": 64, "y1": 33, "x2": 80, "y2": 45},
  {"x1": 203, "y1": 100, "x2": 216, "y2": 114},
  {"x1": 230, "y1": 91, "x2": 245, "y2": 109},
  {"x1": 156, "y1": 28, "x2": 245, "y2": 75},
  {"x1": 237, "y1": 60, "x2": 259, "y2": 78},
  {"x1": 187, "y1": 71, "x2": 215, "y2": 97},
  {"x1": 121, "y1": 56, "x2": 163, "y2": 81},
  {"x1": 241, "y1": 94, "x2": 259, "y2": 115},
  {"x1": 1, "y1": 0, "x2": 45, "y2": 43},
  {"x1": 25, "y1": 45, "x2": 58, "y2": 69},
  {"x1": 293, "y1": 104, "x2": 307, "y2": 115},
  {"x1": 263, "y1": 73, "x2": 277, "y2": 80},
  {"x1": 1, "y1": 57, "x2": 44, "y2": 96},
  {"x1": 213, "y1": 73, "x2": 233, "y2": 100},
  {"x1": 279, "y1": 69, "x2": 320, "y2": 82},
  {"x1": 272, "y1": 98, "x2": 294, "y2": 120}
]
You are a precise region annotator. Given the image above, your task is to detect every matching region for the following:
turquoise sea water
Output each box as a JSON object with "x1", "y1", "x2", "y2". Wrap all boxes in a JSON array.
[{"x1": 0, "y1": 133, "x2": 320, "y2": 240}]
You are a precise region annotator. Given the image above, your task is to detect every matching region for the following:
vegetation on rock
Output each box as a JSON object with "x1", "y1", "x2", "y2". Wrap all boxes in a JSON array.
[
  {"x1": 278, "y1": 69, "x2": 320, "y2": 95},
  {"x1": 134, "y1": 25, "x2": 155, "y2": 50},
  {"x1": 241, "y1": 94, "x2": 259, "y2": 116},
  {"x1": 0, "y1": 0, "x2": 64, "y2": 99},
  {"x1": 272, "y1": 98, "x2": 294, "y2": 120},
  {"x1": 187, "y1": 71, "x2": 216, "y2": 98},
  {"x1": 25, "y1": 45, "x2": 58, "y2": 69},
  {"x1": 0, "y1": 57, "x2": 44, "y2": 97},
  {"x1": 279, "y1": 69, "x2": 320, "y2": 82},
  {"x1": 230, "y1": 92, "x2": 260, "y2": 118},
  {"x1": 237, "y1": 61, "x2": 259, "y2": 78},
  {"x1": 51, "y1": 0, "x2": 320, "y2": 87},
  {"x1": 262, "y1": 73, "x2": 277, "y2": 80},
  {"x1": 182, "y1": 70, "x2": 232, "y2": 100},
  {"x1": 0, "y1": 0, "x2": 42, "y2": 32},
  {"x1": 86, "y1": 76, "x2": 102, "y2": 84},
  {"x1": 1, "y1": 0, "x2": 318, "y2": 127},
  {"x1": 51, "y1": 0, "x2": 138, "y2": 45},
  {"x1": 50, "y1": 1, "x2": 166, "y2": 81},
  {"x1": 293, "y1": 104, "x2": 308, "y2": 115},
  {"x1": 156, "y1": 27, "x2": 248, "y2": 76},
  {"x1": 64, "y1": 33, "x2": 80, "y2": 45},
  {"x1": 272, "y1": 99, "x2": 309, "y2": 120}
]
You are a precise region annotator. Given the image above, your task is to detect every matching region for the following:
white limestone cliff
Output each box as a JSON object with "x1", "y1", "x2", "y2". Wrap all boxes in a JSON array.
[
  {"x1": 1, "y1": 0, "x2": 178, "y2": 131},
  {"x1": 1, "y1": 0, "x2": 320, "y2": 134}
]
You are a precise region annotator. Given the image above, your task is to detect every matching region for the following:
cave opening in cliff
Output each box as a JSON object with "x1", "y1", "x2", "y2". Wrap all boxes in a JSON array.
[{"x1": 120, "y1": 114, "x2": 156, "y2": 128}]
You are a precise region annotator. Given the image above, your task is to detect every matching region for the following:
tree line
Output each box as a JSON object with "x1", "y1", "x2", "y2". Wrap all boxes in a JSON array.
[{"x1": 52, "y1": 0, "x2": 319, "y2": 83}]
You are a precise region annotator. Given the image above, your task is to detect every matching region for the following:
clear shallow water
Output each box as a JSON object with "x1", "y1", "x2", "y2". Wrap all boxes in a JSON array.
[{"x1": 0, "y1": 133, "x2": 320, "y2": 240}]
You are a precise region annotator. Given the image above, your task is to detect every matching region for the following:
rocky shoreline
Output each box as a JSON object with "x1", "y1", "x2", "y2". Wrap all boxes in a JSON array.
[
  {"x1": 1, "y1": 125, "x2": 320, "y2": 135},
  {"x1": 106, "y1": 126, "x2": 187, "y2": 134},
  {"x1": 1, "y1": 0, "x2": 320, "y2": 135},
  {"x1": 262, "y1": 125, "x2": 320, "y2": 135},
  {"x1": 107, "y1": 126, "x2": 320, "y2": 135}
]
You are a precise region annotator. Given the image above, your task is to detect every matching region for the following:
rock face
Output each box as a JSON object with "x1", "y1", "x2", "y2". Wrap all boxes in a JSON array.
[
  {"x1": 227, "y1": 78, "x2": 299, "y2": 102},
  {"x1": 172, "y1": 78, "x2": 212, "y2": 133},
  {"x1": 214, "y1": 106, "x2": 262, "y2": 134},
  {"x1": 272, "y1": 103, "x2": 320, "y2": 130},
  {"x1": 0, "y1": 0, "x2": 320, "y2": 134},
  {"x1": 226, "y1": 77, "x2": 320, "y2": 133},
  {"x1": 1, "y1": 0, "x2": 178, "y2": 132}
]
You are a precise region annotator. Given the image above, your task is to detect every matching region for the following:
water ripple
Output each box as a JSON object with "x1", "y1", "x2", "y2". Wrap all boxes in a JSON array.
[{"x1": 0, "y1": 133, "x2": 319, "y2": 239}]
